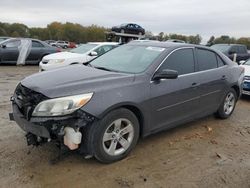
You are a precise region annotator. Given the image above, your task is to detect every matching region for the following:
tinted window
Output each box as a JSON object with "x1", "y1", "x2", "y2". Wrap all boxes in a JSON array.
[
  {"x1": 197, "y1": 49, "x2": 217, "y2": 71},
  {"x1": 159, "y1": 48, "x2": 195, "y2": 75},
  {"x1": 5, "y1": 40, "x2": 21, "y2": 48},
  {"x1": 217, "y1": 56, "x2": 225, "y2": 67},
  {"x1": 32, "y1": 41, "x2": 43, "y2": 47},
  {"x1": 230, "y1": 46, "x2": 239, "y2": 53}
]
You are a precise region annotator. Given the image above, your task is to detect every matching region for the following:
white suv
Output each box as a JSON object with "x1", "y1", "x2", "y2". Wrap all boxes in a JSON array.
[
  {"x1": 39, "y1": 42, "x2": 118, "y2": 71},
  {"x1": 50, "y1": 41, "x2": 69, "y2": 49}
]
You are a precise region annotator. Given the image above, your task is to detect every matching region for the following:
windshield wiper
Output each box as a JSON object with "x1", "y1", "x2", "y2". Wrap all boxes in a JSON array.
[{"x1": 94, "y1": 66, "x2": 113, "y2": 72}]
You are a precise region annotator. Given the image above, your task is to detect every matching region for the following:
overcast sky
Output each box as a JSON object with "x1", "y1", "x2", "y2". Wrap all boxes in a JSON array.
[{"x1": 1, "y1": 0, "x2": 250, "y2": 43}]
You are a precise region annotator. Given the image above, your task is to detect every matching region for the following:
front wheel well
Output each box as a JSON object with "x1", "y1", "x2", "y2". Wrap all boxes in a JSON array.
[
  {"x1": 231, "y1": 85, "x2": 240, "y2": 99},
  {"x1": 121, "y1": 105, "x2": 144, "y2": 137}
]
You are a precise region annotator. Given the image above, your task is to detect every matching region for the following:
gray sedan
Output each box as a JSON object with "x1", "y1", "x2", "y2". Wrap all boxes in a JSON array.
[{"x1": 10, "y1": 42, "x2": 244, "y2": 163}]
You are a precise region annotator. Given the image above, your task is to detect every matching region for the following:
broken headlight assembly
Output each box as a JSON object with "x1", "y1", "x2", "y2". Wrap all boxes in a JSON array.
[{"x1": 32, "y1": 93, "x2": 93, "y2": 117}]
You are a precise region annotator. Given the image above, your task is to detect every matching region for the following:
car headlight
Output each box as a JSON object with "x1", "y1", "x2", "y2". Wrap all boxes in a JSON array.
[
  {"x1": 48, "y1": 59, "x2": 65, "y2": 64},
  {"x1": 32, "y1": 93, "x2": 93, "y2": 117}
]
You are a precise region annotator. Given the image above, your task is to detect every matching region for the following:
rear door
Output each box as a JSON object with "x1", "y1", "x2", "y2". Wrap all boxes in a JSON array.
[
  {"x1": 26, "y1": 40, "x2": 43, "y2": 64},
  {"x1": 150, "y1": 48, "x2": 201, "y2": 130},
  {"x1": 194, "y1": 48, "x2": 228, "y2": 113}
]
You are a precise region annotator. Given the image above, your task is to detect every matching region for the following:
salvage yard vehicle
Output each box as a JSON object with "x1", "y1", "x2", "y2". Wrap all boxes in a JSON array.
[
  {"x1": 0, "y1": 38, "x2": 59, "y2": 65},
  {"x1": 211, "y1": 44, "x2": 250, "y2": 63},
  {"x1": 10, "y1": 41, "x2": 244, "y2": 163},
  {"x1": 111, "y1": 23, "x2": 145, "y2": 35},
  {"x1": 39, "y1": 42, "x2": 118, "y2": 71},
  {"x1": 240, "y1": 58, "x2": 250, "y2": 95}
]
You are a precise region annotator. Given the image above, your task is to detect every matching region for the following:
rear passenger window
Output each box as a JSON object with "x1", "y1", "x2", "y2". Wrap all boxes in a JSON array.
[
  {"x1": 159, "y1": 48, "x2": 195, "y2": 75},
  {"x1": 196, "y1": 49, "x2": 217, "y2": 71},
  {"x1": 32, "y1": 41, "x2": 44, "y2": 47},
  {"x1": 217, "y1": 56, "x2": 225, "y2": 67}
]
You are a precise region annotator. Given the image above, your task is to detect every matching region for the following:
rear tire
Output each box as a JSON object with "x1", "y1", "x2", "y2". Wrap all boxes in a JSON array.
[
  {"x1": 88, "y1": 108, "x2": 139, "y2": 163},
  {"x1": 216, "y1": 89, "x2": 237, "y2": 119}
]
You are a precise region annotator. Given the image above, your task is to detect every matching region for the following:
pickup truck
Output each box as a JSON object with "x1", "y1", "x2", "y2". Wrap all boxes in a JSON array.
[{"x1": 211, "y1": 44, "x2": 250, "y2": 63}]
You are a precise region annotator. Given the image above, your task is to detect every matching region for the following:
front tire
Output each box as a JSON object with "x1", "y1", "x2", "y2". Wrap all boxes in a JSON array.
[
  {"x1": 216, "y1": 89, "x2": 237, "y2": 119},
  {"x1": 89, "y1": 108, "x2": 139, "y2": 163}
]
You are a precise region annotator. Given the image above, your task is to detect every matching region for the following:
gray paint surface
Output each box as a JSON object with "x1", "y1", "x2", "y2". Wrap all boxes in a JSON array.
[{"x1": 20, "y1": 42, "x2": 243, "y2": 136}]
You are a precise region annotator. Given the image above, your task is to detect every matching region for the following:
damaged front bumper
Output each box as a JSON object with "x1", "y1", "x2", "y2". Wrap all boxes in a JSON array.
[{"x1": 10, "y1": 102, "x2": 96, "y2": 151}]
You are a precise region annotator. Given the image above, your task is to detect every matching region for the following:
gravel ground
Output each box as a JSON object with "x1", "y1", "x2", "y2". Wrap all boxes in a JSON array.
[{"x1": 0, "y1": 66, "x2": 250, "y2": 188}]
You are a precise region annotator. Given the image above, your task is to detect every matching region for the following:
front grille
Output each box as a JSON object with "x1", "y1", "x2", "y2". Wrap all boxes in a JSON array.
[
  {"x1": 14, "y1": 84, "x2": 48, "y2": 120},
  {"x1": 244, "y1": 76, "x2": 250, "y2": 81}
]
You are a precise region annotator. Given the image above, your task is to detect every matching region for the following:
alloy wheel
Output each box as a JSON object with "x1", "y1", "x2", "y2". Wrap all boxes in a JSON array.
[{"x1": 102, "y1": 118, "x2": 134, "y2": 156}]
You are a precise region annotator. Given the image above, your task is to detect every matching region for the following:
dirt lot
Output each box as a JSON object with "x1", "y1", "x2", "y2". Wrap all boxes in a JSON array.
[{"x1": 1, "y1": 66, "x2": 250, "y2": 188}]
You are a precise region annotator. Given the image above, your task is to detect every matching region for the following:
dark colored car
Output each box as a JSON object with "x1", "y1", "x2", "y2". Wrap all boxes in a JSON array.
[
  {"x1": 0, "y1": 38, "x2": 59, "y2": 65},
  {"x1": 112, "y1": 23, "x2": 145, "y2": 35},
  {"x1": 211, "y1": 44, "x2": 250, "y2": 63},
  {"x1": 10, "y1": 42, "x2": 244, "y2": 163}
]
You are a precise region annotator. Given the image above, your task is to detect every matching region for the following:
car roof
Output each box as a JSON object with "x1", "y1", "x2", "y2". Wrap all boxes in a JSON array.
[
  {"x1": 88, "y1": 42, "x2": 119, "y2": 45},
  {"x1": 127, "y1": 41, "x2": 209, "y2": 50},
  {"x1": 212, "y1": 44, "x2": 246, "y2": 47}
]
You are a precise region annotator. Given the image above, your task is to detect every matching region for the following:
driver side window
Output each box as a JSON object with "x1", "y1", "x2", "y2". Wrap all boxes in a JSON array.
[{"x1": 158, "y1": 48, "x2": 195, "y2": 75}]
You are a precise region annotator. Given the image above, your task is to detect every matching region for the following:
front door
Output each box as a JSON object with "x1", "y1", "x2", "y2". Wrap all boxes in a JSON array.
[
  {"x1": 1, "y1": 39, "x2": 21, "y2": 64},
  {"x1": 150, "y1": 48, "x2": 200, "y2": 131}
]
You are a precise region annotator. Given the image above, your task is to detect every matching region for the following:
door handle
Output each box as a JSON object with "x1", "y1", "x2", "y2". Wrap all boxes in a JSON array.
[{"x1": 191, "y1": 83, "x2": 200, "y2": 87}]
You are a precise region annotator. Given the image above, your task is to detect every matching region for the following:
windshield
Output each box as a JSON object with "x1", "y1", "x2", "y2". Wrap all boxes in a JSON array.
[
  {"x1": 90, "y1": 45, "x2": 165, "y2": 73},
  {"x1": 244, "y1": 59, "x2": 250, "y2": 65},
  {"x1": 211, "y1": 45, "x2": 230, "y2": 52},
  {"x1": 70, "y1": 43, "x2": 98, "y2": 54}
]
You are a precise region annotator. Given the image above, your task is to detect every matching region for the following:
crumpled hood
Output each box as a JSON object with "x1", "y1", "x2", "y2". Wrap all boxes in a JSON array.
[
  {"x1": 21, "y1": 65, "x2": 134, "y2": 98},
  {"x1": 43, "y1": 51, "x2": 87, "y2": 60}
]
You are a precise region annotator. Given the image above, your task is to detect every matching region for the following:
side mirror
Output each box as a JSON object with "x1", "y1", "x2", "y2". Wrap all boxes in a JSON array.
[
  {"x1": 89, "y1": 51, "x2": 98, "y2": 56},
  {"x1": 0, "y1": 44, "x2": 6, "y2": 48},
  {"x1": 239, "y1": 60, "x2": 246, "y2": 65},
  {"x1": 153, "y1": 69, "x2": 178, "y2": 80}
]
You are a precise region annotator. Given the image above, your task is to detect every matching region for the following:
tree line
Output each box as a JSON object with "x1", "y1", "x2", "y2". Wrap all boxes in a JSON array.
[
  {"x1": 0, "y1": 22, "x2": 249, "y2": 48},
  {"x1": 0, "y1": 22, "x2": 107, "y2": 43}
]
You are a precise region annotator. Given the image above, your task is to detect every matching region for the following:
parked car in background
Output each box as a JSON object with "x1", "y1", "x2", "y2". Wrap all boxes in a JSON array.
[
  {"x1": 10, "y1": 42, "x2": 244, "y2": 163},
  {"x1": 0, "y1": 37, "x2": 10, "y2": 42},
  {"x1": 50, "y1": 41, "x2": 69, "y2": 49},
  {"x1": 211, "y1": 44, "x2": 250, "y2": 63},
  {"x1": 0, "y1": 38, "x2": 60, "y2": 65},
  {"x1": 39, "y1": 42, "x2": 118, "y2": 71},
  {"x1": 44, "y1": 40, "x2": 56, "y2": 45},
  {"x1": 68, "y1": 42, "x2": 76, "y2": 48},
  {"x1": 112, "y1": 23, "x2": 145, "y2": 35},
  {"x1": 239, "y1": 58, "x2": 250, "y2": 95}
]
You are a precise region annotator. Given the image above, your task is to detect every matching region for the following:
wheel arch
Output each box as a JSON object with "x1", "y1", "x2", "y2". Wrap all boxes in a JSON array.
[
  {"x1": 98, "y1": 103, "x2": 145, "y2": 137},
  {"x1": 231, "y1": 85, "x2": 240, "y2": 99}
]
